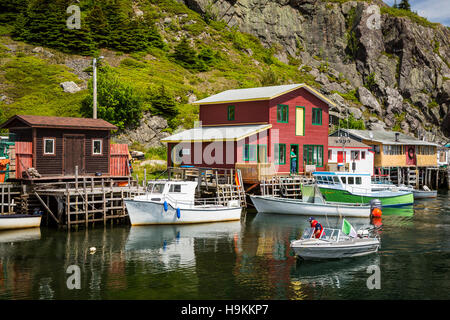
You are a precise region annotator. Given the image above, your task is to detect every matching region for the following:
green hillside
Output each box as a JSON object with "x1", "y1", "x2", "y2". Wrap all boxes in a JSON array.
[{"x1": 0, "y1": 0, "x2": 320, "y2": 131}]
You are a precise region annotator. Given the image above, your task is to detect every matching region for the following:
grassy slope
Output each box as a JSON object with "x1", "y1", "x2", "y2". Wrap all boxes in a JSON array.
[{"x1": 0, "y1": 0, "x2": 319, "y2": 128}]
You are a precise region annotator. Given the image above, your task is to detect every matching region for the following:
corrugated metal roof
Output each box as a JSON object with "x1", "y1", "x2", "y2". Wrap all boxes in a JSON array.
[
  {"x1": 193, "y1": 83, "x2": 336, "y2": 106},
  {"x1": 161, "y1": 124, "x2": 272, "y2": 143},
  {"x1": 0, "y1": 115, "x2": 117, "y2": 130},
  {"x1": 340, "y1": 129, "x2": 440, "y2": 146},
  {"x1": 328, "y1": 136, "x2": 369, "y2": 148}
]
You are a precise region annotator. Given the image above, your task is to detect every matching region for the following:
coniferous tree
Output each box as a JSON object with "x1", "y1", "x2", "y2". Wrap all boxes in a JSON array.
[
  {"x1": 86, "y1": 5, "x2": 110, "y2": 49},
  {"x1": 171, "y1": 37, "x2": 199, "y2": 69},
  {"x1": 147, "y1": 85, "x2": 178, "y2": 118},
  {"x1": 398, "y1": 0, "x2": 411, "y2": 11}
]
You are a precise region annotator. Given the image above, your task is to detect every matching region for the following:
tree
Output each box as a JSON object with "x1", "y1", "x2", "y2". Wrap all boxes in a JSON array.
[
  {"x1": 170, "y1": 37, "x2": 198, "y2": 69},
  {"x1": 339, "y1": 113, "x2": 365, "y2": 130},
  {"x1": 81, "y1": 66, "x2": 143, "y2": 130},
  {"x1": 147, "y1": 85, "x2": 178, "y2": 118},
  {"x1": 398, "y1": 0, "x2": 411, "y2": 11}
]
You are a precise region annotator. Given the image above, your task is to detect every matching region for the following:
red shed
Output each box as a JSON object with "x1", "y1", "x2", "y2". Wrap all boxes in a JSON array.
[
  {"x1": 162, "y1": 84, "x2": 335, "y2": 182},
  {"x1": 0, "y1": 115, "x2": 129, "y2": 179}
]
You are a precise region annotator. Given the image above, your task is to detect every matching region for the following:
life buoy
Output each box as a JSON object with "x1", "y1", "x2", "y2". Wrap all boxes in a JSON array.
[
  {"x1": 171, "y1": 146, "x2": 183, "y2": 165},
  {"x1": 408, "y1": 147, "x2": 415, "y2": 160}
]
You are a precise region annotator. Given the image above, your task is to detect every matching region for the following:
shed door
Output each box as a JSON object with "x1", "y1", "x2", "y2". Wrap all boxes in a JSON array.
[{"x1": 64, "y1": 135, "x2": 85, "y2": 175}]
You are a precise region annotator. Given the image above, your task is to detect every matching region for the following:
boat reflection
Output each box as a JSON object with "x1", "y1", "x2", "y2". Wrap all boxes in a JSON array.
[
  {"x1": 0, "y1": 228, "x2": 41, "y2": 243},
  {"x1": 382, "y1": 206, "x2": 414, "y2": 217},
  {"x1": 291, "y1": 255, "x2": 381, "y2": 290},
  {"x1": 252, "y1": 212, "x2": 371, "y2": 230},
  {"x1": 125, "y1": 221, "x2": 242, "y2": 270}
]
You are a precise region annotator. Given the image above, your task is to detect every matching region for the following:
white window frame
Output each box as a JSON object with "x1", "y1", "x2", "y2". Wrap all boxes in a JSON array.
[
  {"x1": 92, "y1": 139, "x2": 103, "y2": 155},
  {"x1": 43, "y1": 138, "x2": 55, "y2": 155}
]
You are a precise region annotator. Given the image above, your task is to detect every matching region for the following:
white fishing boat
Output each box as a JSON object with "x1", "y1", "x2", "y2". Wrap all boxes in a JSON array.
[
  {"x1": 290, "y1": 221, "x2": 380, "y2": 260},
  {"x1": 124, "y1": 180, "x2": 242, "y2": 225},
  {"x1": 250, "y1": 184, "x2": 371, "y2": 217},
  {"x1": 0, "y1": 214, "x2": 42, "y2": 230},
  {"x1": 372, "y1": 182, "x2": 437, "y2": 199}
]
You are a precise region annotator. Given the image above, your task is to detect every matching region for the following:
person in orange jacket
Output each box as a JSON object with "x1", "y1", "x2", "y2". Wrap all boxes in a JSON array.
[{"x1": 309, "y1": 217, "x2": 324, "y2": 239}]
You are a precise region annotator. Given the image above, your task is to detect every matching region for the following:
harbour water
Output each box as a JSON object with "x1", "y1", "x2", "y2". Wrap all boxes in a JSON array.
[{"x1": 0, "y1": 191, "x2": 448, "y2": 300}]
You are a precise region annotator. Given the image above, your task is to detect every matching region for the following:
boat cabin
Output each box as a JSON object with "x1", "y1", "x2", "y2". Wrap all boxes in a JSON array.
[
  {"x1": 312, "y1": 171, "x2": 372, "y2": 192},
  {"x1": 142, "y1": 180, "x2": 198, "y2": 204}
]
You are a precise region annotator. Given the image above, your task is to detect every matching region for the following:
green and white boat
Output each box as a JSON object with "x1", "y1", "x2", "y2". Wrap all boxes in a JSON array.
[{"x1": 312, "y1": 172, "x2": 414, "y2": 207}]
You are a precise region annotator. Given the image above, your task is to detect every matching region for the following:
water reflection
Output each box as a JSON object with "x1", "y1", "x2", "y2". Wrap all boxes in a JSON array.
[
  {"x1": 125, "y1": 221, "x2": 242, "y2": 271},
  {"x1": 0, "y1": 228, "x2": 41, "y2": 243},
  {"x1": 0, "y1": 191, "x2": 447, "y2": 300}
]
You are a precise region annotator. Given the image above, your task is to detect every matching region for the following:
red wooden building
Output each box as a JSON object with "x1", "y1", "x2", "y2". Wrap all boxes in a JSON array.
[
  {"x1": 162, "y1": 84, "x2": 335, "y2": 182},
  {"x1": 0, "y1": 115, "x2": 130, "y2": 179}
]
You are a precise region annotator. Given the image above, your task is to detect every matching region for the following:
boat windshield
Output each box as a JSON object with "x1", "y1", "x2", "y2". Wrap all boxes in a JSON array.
[
  {"x1": 301, "y1": 228, "x2": 315, "y2": 239},
  {"x1": 148, "y1": 183, "x2": 166, "y2": 194},
  {"x1": 301, "y1": 228, "x2": 345, "y2": 242}
]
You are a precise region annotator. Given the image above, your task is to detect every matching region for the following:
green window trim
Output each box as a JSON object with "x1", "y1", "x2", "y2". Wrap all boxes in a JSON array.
[
  {"x1": 277, "y1": 104, "x2": 289, "y2": 123},
  {"x1": 243, "y1": 144, "x2": 257, "y2": 161},
  {"x1": 312, "y1": 108, "x2": 322, "y2": 125},
  {"x1": 228, "y1": 105, "x2": 235, "y2": 121},
  {"x1": 303, "y1": 144, "x2": 324, "y2": 167},
  {"x1": 274, "y1": 143, "x2": 286, "y2": 165}
]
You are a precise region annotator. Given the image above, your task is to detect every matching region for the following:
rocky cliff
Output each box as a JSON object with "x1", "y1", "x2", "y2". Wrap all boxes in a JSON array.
[{"x1": 180, "y1": 0, "x2": 450, "y2": 142}]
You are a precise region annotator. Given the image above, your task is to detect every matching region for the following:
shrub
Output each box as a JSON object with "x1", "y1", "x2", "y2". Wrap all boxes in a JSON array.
[{"x1": 81, "y1": 66, "x2": 143, "y2": 130}]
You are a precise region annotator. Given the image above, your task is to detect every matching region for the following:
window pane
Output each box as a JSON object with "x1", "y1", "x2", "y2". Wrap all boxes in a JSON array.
[
  {"x1": 45, "y1": 139, "x2": 54, "y2": 154},
  {"x1": 228, "y1": 106, "x2": 235, "y2": 121},
  {"x1": 93, "y1": 140, "x2": 101, "y2": 154},
  {"x1": 348, "y1": 177, "x2": 354, "y2": 184},
  {"x1": 356, "y1": 177, "x2": 362, "y2": 184}
]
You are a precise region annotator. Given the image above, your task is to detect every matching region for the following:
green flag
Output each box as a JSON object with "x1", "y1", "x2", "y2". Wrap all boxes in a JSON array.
[{"x1": 342, "y1": 219, "x2": 357, "y2": 237}]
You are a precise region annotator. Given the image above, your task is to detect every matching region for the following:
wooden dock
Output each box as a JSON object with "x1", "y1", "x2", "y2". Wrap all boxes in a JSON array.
[
  {"x1": 30, "y1": 176, "x2": 145, "y2": 228},
  {"x1": 167, "y1": 166, "x2": 247, "y2": 207},
  {"x1": 0, "y1": 183, "x2": 20, "y2": 214},
  {"x1": 260, "y1": 175, "x2": 314, "y2": 198}
]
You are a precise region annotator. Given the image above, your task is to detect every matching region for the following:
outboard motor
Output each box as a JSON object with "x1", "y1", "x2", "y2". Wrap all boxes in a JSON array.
[{"x1": 370, "y1": 199, "x2": 382, "y2": 218}]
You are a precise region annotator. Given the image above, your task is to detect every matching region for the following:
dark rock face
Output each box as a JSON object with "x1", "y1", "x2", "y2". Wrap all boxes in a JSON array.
[{"x1": 180, "y1": 0, "x2": 450, "y2": 142}]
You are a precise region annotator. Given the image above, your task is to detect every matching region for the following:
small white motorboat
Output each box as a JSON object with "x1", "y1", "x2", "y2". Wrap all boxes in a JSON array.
[
  {"x1": 290, "y1": 222, "x2": 380, "y2": 260},
  {"x1": 250, "y1": 184, "x2": 371, "y2": 217},
  {"x1": 0, "y1": 214, "x2": 42, "y2": 231},
  {"x1": 250, "y1": 195, "x2": 371, "y2": 217},
  {"x1": 124, "y1": 180, "x2": 242, "y2": 225}
]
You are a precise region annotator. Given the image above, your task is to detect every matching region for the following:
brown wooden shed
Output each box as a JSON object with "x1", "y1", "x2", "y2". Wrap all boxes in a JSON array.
[{"x1": 0, "y1": 115, "x2": 119, "y2": 178}]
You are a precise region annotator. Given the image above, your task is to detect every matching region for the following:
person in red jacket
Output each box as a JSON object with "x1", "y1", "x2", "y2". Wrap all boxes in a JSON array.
[{"x1": 309, "y1": 217, "x2": 324, "y2": 239}]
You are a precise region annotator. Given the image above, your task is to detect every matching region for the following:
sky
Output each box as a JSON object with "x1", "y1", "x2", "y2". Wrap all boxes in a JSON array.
[{"x1": 383, "y1": 0, "x2": 450, "y2": 26}]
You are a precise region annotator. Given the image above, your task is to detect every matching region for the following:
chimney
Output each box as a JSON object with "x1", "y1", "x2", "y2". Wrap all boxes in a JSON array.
[{"x1": 395, "y1": 132, "x2": 399, "y2": 142}]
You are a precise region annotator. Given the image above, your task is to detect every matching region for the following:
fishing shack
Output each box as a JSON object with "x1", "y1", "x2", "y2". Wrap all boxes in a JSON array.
[
  {"x1": 162, "y1": 84, "x2": 336, "y2": 184},
  {"x1": 330, "y1": 129, "x2": 440, "y2": 188},
  {"x1": 0, "y1": 115, "x2": 123, "y2": 179},
  {"x1": 0, "y1": 115, "x2": 141, "y2": 228}
]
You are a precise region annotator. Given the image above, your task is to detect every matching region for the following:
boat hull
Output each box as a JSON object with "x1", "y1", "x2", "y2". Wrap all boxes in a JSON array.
[
  {"x1": 412, "y1": 190, "x2": 437, "y2": 199},
  {"x1": 250, "y1": 195, "x2": 370, "y2": 217},
  {"x1": 291, "y1": 239, "x2": 380, "y2": 260},
  {"x1": 0, "y1": 215, "x2": 42, "y2": 230},
  {"x1": 124, "y1": 199, "x2": 242, "y2": 225},
  {"x1": 319, "y1": 187, "x2": 413, "y2": 207}
]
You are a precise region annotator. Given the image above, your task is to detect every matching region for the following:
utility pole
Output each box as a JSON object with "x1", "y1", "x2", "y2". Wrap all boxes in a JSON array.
[{"x1": 92, "y1": 56, "x2": 104, "y2": 119}]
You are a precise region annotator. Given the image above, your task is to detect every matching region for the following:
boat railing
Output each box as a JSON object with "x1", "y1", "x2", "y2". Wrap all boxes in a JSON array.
[{"x1": 162, "y1": 193, "x2": 223, "y2": 208}]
